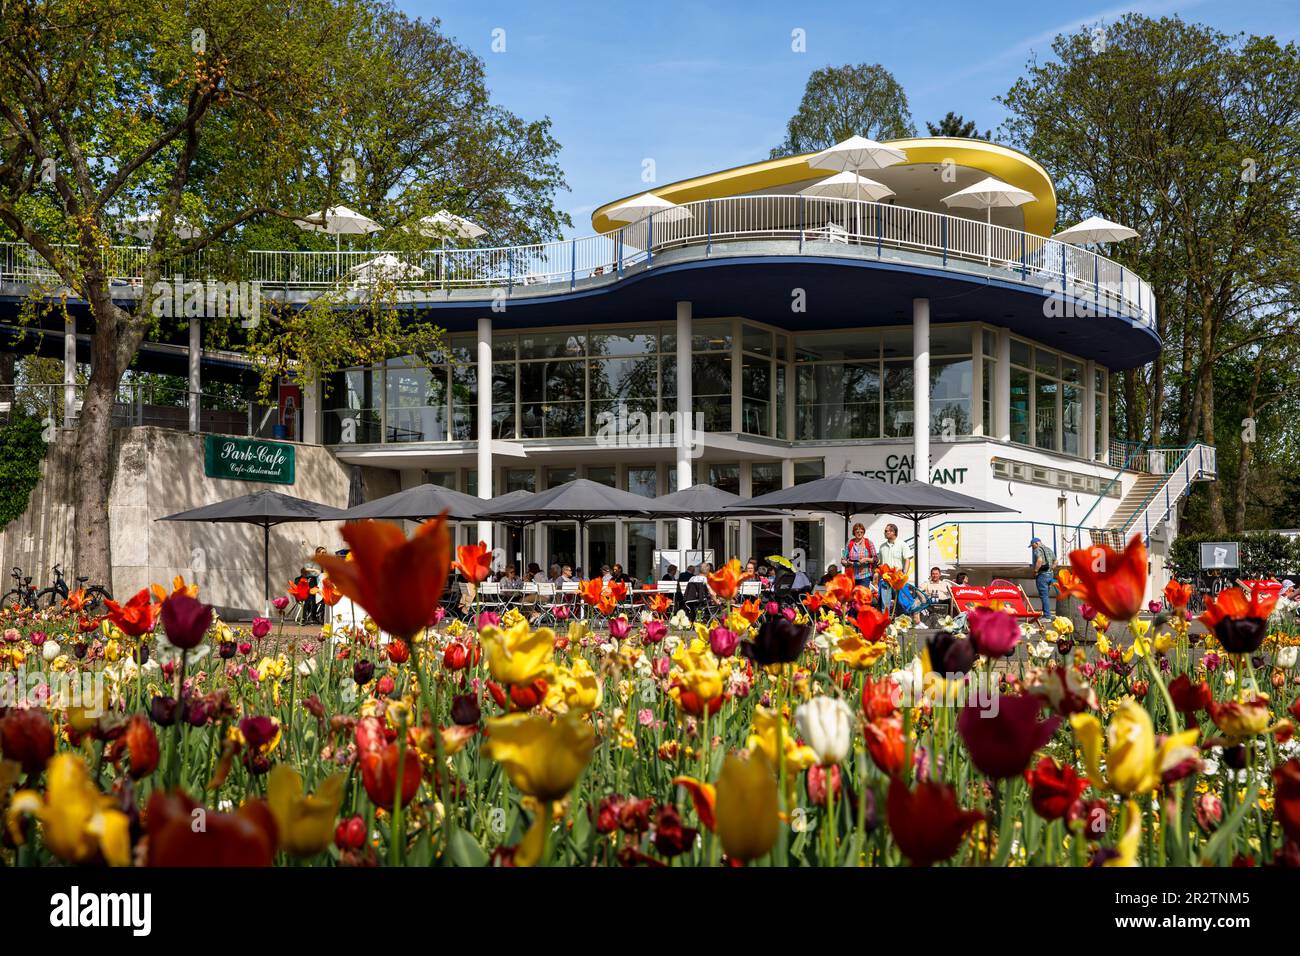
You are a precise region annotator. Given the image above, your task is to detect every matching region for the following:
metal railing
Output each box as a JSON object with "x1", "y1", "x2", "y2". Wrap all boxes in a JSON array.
[
  {"x1": 0, "y1": 195, "x2": 1156, "y2": 324},
  {"x1": 0, "y1": 382, "x2": 273, "y2": 438},
  {"x1": 927, "y1": 519, "x2": 1088, "y2": 567},
  {"x1": 1093, "y1": 442, "x2": 1217, "y2": 549}
]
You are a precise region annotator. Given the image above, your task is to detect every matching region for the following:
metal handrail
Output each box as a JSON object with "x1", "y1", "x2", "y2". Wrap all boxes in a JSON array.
[
  {"x1": 927, "y1": 519, "x2": 1089, "y2": 564},
  {"x1": 1071, "y1": 440, "x2": 1149, "y2": 543},
  {"x1": 0, "y1": 194, "x2": 1157, "y2": 324}
]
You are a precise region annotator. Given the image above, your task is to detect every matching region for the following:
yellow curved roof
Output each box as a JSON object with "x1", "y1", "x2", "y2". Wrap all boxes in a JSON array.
[{"x1": 591, "y1": 137, "x2": 1058, "y2": 237}]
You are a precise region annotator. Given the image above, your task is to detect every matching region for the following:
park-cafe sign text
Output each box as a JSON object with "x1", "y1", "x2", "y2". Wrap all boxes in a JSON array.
[
  {"x1": 857, "y1": 454, "x2": 968, "y2": 485},
  {"x1": 204, "y1": 436, "x2": 295, "y2": 485}
]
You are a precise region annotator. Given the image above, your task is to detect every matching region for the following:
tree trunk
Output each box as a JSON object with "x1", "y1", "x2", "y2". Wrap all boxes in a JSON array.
[{"x1": 1231, "y1": 353, "x2": 1264, "y2": 533}]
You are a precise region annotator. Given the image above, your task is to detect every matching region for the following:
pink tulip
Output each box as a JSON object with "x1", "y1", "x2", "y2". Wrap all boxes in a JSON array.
[{"x1": 710, "y1": 626, "x2": 738, "y2": 658}]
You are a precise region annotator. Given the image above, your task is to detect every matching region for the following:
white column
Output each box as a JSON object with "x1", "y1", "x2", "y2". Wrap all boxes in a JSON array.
[
  {"x1": 1083, "y1": 359, "x2": 1096, "y2": 461},
  {"x1": 188, "y1": 317, "x2": 200, "y2": 432},
  {"x1": 302, "y1": 372, "x2": 321, "y2": 445},
  {"x1": 476, "y1": 316, "x2": 493, "y2": 547},
  {"x1": 675, "y1": 301, "x2": 693, "y2": 555},
  {"x1": 994, "y1": 327, "x2": 1011, "y2": 442},
  {"x1": 912, "y1": 299, "x2": 930, "y2": 584},
  {"x1": 63, "y1": 314, "x2": 76, "y2": 428}
]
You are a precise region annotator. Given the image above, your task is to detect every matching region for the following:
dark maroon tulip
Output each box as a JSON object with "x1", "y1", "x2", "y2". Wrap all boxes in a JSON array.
[
  {"x1": 150, "y1": 695, "x2": 178, "y2": 727},
  {"x1": 238, "y1": 715, "x2": 279, "y2": 751},
  {"x1": 957, "y1": 693, "x2": 1061, "y2": 779},
  {"x1": 352, "y1": 659, "x2": 375, "y2": 686},
  {"x1": 0, "y1": 707, "x2": 55, "y2": 774},
  {"x1": 161, "y1": 594, "x2": 214, "y2": 650},
  {"x1": 925, "y1": 631, "x2": 976, "y2": 676},
  {"x1": 450, "y1": 693, "x2": 481, "y2": 726},
  {"x1": 72, "y1": 642, "x2": 88, "y2": 659},
  {"x1": 740, "y1": 616, "x2": 810, "y2": 665},
  {"x1": 218, "y1": 640, "x2": 236, "y2": 659}
]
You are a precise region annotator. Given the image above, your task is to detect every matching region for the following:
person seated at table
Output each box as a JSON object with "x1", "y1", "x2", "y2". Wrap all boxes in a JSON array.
[
  {"x1": 499, "y1": 566, "x2": 520, "y2": 588},
  {"x1": 954, "y1": 571, "x2": 971, "y2": 586},
  {"x1": 526, "y1": 562, "x2": 542, "y2": 578},
  {"x1": 678, "y1": 565, "x2": 695, "y2": 583},
  {"x1": 818, "y1": 563, "x2": 841, "y2": 586},
  {"x1": 559, "y1": 565, "x2": 575, "y2": 583},
  {"x1": 922, "y1": 566, "x2": 953, "y2": 608},
  {"x1": 745, "y1": 558, "x2": 759, "y2": 578},
  {"x1": 610, "y1": 563, "x2": 630, "y2": 584},
  {"x1": 544, "y1": 564, "x2": 561, "y2": 585},
  {"x1": 662, "y1": 564, "x2": 678, "y2": 582}
]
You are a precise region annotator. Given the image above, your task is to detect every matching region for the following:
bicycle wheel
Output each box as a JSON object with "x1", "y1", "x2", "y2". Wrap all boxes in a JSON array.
[
  {"x1": 83, "y1": 586, "x2": 112, "y2": 616},
  {"x1": 2, "y1": 589, "x2": 25, "y2": 611},
  {"x1": 36, "y1": 588, "x2": 61, "y2": 609}
]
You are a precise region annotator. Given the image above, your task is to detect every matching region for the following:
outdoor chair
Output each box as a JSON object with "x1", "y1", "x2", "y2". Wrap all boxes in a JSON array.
[
  {"x1": 533, "y1": 582, "x2": 559, "y2": 626},
  {"x1": 738, "y1": 579, "x2": 763, "y2": 602},
  {"x1": 682, "y1": 580, "x2": 711, "y2": 621},
  {"x1": 477, "y1": 580, "x2": 506, "y2": 616},
  {"x1": 987, "y1": 579, "x2": 1043, "y2": 620}
]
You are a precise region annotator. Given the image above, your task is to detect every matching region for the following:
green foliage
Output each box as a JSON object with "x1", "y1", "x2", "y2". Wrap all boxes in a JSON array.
[
  {"x1": 1168, "y1": 530, "x2": 1300, "y2": 580},
  {"x1": 925, "y1": 112, "x2": 988, "y2": 138},
  {"x1": 770, "y1": 64, "x2": 915, "y2": 157},
  {"x1": 0, "y1": 412, "x2": 48, "y2": 529}
]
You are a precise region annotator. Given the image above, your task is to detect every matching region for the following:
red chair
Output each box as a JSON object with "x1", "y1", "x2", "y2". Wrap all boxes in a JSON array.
[
  {"x1": 950, "y1": 586, "x2": 989, "y2": 615},
  {"x1": 1240, "y1": 579, "x2": 1282, "y2": 600},
  {"x1": 986, "y1": 580, "x2": 1043, "y2": 620}
]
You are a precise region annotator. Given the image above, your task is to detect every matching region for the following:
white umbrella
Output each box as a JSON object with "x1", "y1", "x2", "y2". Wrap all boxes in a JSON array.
[
  {"x1": 118, "y1": 211, "x2": 200, "y2": 242},
  {"x1": 294, "y1": 205, "x2": 383, "y2": 277},
  {"x1": 941, "y1": 176, "x2": 1036, "y2": 264},
  {"x1": 604, "y1": 192, "x2": 693, "y2": 225},
  {"x1": 347, "y1": 253, "x2": 425, "y2": 285},
  {"x1": 1052, "y1": 215, "x2": 1139, "y2": 245},
  {"x1": 414, "y1": 210, "x2": 486, "y2": 241},
  {"x1": 799, "y1": 170, "x2": 894, "y2": 201},
  {"x1": 806, "y1": 136, "x2": 907, "y2": 237}
]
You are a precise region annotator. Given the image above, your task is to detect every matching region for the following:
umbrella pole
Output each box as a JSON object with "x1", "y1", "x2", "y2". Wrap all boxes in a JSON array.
[
  {"x1": 263, "y1": 524, "x2": 271, "y2": 616},
  {"x1": 913, "y1": 516, "x2": 921, "y2": 588}
]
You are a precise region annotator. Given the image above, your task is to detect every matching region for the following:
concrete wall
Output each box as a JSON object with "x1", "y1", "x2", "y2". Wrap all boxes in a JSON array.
[{"x1": 0, "y1": 427, "x2": 373, "y2": 618}]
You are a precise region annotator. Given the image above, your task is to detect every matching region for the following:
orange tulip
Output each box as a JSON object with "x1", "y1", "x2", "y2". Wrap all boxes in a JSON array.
[
  {"x1": 707, "y1": 559, "x2": 744, "y2": 600},
  {"x1": 737, "y1": 598, "x2": 763, "y2": 625},
  {"x1": 647, "y1": 593, "x2": 671, "y2": 616},
  {"x1": 579, "y1": 578, "x2": 604, "y2": 607},
  {"x1": 317, "y1": 577, "x2": 343, "y2": 607},
  {"x1": 854, "y1": 606, "x2": 891, "y2": 642},
  {"x1": 608, "y1": 580, "x2": 629, "y2": 603},
  {"x1": 1067, "y1": 534, "x2": 1147, "y2": 621},
  {"x1": 317, "y1": 517, "x2": 451, "y2": 640},
  {"x1": 879, "y1": 564, "x2": 908, "y2": 591},
  {"x1": 802, "y1": 592, "x2": 825, "y2": 613},
  {"x1": 1055, "y1": 568, "x2": 1089, "y2": 600},
  {"x1": 286, "y1": 578, "x2": 312, "y2": 602},
  {"x1": 63, "y1": 588, "x2": 89, "y2": 613},
  {"x1": 455, "y1": 542, "x2": 493, "y2": 584},
  {"x1": 103, "y1": 589, "x2": 156, "y2": 637},
  {"x1": 1163, "y1": 579, "x2": 1194, "y2": 610},
  {"x1": 824, "y1": 573, "x2": 856, "y2": 606},
  {"x1": 671, "y1": 775, "x2": 717, "y2": 830}
]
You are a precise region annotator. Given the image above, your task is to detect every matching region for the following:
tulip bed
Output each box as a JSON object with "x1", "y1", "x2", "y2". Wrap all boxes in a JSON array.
[{"x1": 1, "y1": 519, "x2": 1299, "y2": 868}]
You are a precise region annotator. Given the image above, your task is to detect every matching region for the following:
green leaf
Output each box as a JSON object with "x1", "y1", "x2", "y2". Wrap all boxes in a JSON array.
[{"x1": 447, "y1": 828, "x2": 488, "y2": 867}]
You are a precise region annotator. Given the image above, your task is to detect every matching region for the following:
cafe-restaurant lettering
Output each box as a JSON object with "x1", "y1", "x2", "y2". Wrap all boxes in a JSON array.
[{"x1": 858, "y1": 454, "x2": 968, "y2": 486}]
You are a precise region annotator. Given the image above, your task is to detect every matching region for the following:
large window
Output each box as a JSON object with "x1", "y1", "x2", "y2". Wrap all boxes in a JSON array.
[
  {"x1": 325, "y1": 368, "x2": 382, "y2": 444},
  {"x1": 692, "y1": 320, "x2": 732, "y2": 432},
  {"x1": 1009, "y1": 338, "x2": 1094, "y2": 456}
]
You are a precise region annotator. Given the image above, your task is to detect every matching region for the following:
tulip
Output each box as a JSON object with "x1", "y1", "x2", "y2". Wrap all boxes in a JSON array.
[
  {"x1": 967, "y1": 606, "x2": 1020, "y2": 658},
  {"x1": 386, "y1": 639, "x2": 410, "y2": 664},
  {"x1": 609, "y1": 616, "x2": 631, "y2": 640},
  {"x1": 375, "y1": 675, "x2": 396, "y2": 697},
  {"x1": 886, "y1": 777, "x2": 984, "y2": 866},
  {"x1": 854, "y1": 606, "x2": 890, "y2": 642},
  {"x1": 318, "y1": 516, "x2": 451, "y2": 640},
  {"x1": 157, "y1": 593, "x2": 213, "y2": 650},
  {"x1": 251, "y1": 617, "x2": 272, "y2": 639},
  {"x1": 1209, "y1": 696, "x2": 1273, "y2": 742},
  {"x1": 861, "y1": 675, "x2": 898, "y2": 722},
  {"x1": 352, "y1": 659, "x2": 375, "y2": 685},
  {"x1": 483, "y1": 712, "x2": 595, "y2": 802},
  {"x1": 741, "y1": 615, "x2": 810, "y2": 666},
  {"x1": 1274, "y1": 759, "x2": 1300, "y2": 844},
  {"x1": 1168, "y1": 674, "x2": 1212, "y2": 714},
  {"x1": 0, "y1": 707, "x2": 55, "y2": 774},
  {"x1": 652, "y1": 803, "x2": 698, "y2": 857},
  {"x1": 709, "y1": 625, "x2": 738, "y2": 658},
  {"x1": 238, "y1": 641, "x2": 253, "y2": 655},
  {"x1": 481, "y1": 621, "x2": 555, "y2": 688},
  {"x1": 1024, "y1": 756, "x2": 1086, "y2": 820},
  {"x1": 150, "y1": 695, "x2": 178, "y2": 727},
  {"x1": 443, "y1": 641, "x2": 473, "y2": 670},
  {"x1": 451, "y1": 693, "x2": 481, "y2": 726},
  {"x1": 1197, "y1": 587, "x2": 1277, "y2": 655},
  {"x1": 7, "y1": 755, "x2": 131, "y2": 865},
  {"x1": 360, "y1": 741, "x2": 423, "y2": 809},
  {"x1": 145, "y1": 789, "x2": 276, "y2": 866},
  {"x1": 454, "y1": 541, "x2": 493, "y2": 584},
  {"x1": 42, "y1": 640, "x2": 61, "y2": 662},
  {"x1": 806, "y1": 763, "x2": 843, "y2": 807},
  {"x1": 958, "y1": 694, "x2": 1060, "y2": 779},
  {"x1": 794, "y1": 696, "x2": 855, "y2": 766},
  {"x1": 1280, "y1": 646, "x2": 1299, "y2": 669},
  {"x1": 1195, "y1": 792, "x2": 1224, "y2": 832},
  {"x1": 335, "y1": 815, "x2": 367, "y2": 851},
  {"x1": 103, "y1": 588, "x2": 157, "y2": 637},
  {"x1": 923, "y1": 630, "x2": 976, "y2": 677},
  {"x1": 1163, "y1": 579, "x2": 1194, "y2": 610},
  {"x1": 863, "y1": 716, "x2": 908, "y2": 776},
  {"x1": 1070, "y1": 700, "x2": 1199, "y2": 795},
  {"x1": 642, "y1": 620, "x2": 667, "y2": 644},
  {"x1": 1067, "y1": 534, "x2": 1147, "y2": 621},
  {"x1": 267, "y1": 764, "x2": 346, "y2": 856},
  {"x1": 707, "y1": 559, "x2": 744, "y2": 600},
  {"x1": 109, "y1": 714, "x2": 160, "y2": 779},
  {"x1": 714, "y1": 749, "x2": 779, "y2": 863}
]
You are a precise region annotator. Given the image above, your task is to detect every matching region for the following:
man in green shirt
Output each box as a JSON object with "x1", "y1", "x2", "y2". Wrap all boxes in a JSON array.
[{"x1": 1030, "y1": 536, "x2": 1057, "y2": 617}]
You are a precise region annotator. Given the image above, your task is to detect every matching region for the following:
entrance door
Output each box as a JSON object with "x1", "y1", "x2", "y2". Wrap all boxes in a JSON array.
[
  {"x1": 587, "y1": 521, "x2": 616, "y2": 577},
  {"x1": 546, "y1": 524, "x2": 576, "y2": 570},
  {"x1": 626, "y1": 521, "x2": 657, "y2": 583}
]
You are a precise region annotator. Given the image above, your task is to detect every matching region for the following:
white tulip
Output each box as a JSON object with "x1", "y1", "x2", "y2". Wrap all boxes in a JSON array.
[
  {"x1": 794, "y1": 696, "x2": 855, "y2": 765},
  {"x1": 42, "y1": 641, "x2": 61, "y2": 662},
  {"x1": 1278, "y1": 646, "x2": 1298, "y2": 669}
]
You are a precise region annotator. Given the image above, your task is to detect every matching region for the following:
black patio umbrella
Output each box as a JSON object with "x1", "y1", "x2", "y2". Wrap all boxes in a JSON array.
[
  {"x1": 736, "y1": 471, "x2": 1015, "y2": 585},
  {"x1": 341, "y1": 482, "x2": 487, "y2": 522},
  {"x1": 652, "y1": 483, "x2": 787, "y2": 555},
  {"x1": 158, "y1": 490, "x2": 347, "y2": 607},
  {"x1": 472, "y1": 490, "x2": 539, "y2": 571},
  {"x1": 474, "y1": 479, "x2": 667, "y2": 576}
]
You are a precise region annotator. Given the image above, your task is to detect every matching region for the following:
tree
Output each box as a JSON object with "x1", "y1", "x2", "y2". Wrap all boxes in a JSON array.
[
  {"x1": 771, "y1": 64, "x2": 915, "y2": 158},
  {"x1": 925, "y1": 112, "x2": 989, "y2": 139},
  {"x1": 998, "y1": 15, "x2": 1300, "y2": 534},
  {"x1": 0, "y1": 0, "x2": 570, "y2": 582}
]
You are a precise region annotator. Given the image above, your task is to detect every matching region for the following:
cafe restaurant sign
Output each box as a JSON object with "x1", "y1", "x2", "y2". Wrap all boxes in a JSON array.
[
  {"x1": 204, "y1": 436, "x2": 295, "y2": 485},
  {"x1": 857, "y1": 454, "x2": 968, "y2": 486}
]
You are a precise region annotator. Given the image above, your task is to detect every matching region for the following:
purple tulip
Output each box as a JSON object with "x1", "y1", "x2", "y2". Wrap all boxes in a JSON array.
[
  {"x1": 967, "y1": 606, "x2": 1020, "y2": 658},
  {"x1": 251, "y1": 617, "x2": 272, "y2": 639},
  {"x1": 161, "y1": 594, "x2": 213, "y2": 650},
  {"x1": 710, "y1": 626, "x2": 739, "y2": 658}
]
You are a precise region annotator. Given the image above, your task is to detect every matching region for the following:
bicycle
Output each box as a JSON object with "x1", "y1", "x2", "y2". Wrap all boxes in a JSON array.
[
  {"x1": 2, "y1": 567, "x2": 37, "y2": 610},
  {"x1": 39, "y1": 564, "x2": 113, "y2": 615}
]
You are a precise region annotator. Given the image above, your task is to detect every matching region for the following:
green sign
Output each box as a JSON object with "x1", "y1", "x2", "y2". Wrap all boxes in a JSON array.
[{"x1": 204, "y1": 435, "x2": 295, "y2": 485}]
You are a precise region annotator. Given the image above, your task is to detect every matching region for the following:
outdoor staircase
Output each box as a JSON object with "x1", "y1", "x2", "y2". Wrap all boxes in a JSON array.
[{"x1": 1087, "y1": 443, "x2": 1218, "y2": 549}]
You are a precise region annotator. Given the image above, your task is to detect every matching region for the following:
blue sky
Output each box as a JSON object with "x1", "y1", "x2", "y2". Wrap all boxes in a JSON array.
[{"x1": 404, "y1": 0, "x2": 1297, "y2": 237}]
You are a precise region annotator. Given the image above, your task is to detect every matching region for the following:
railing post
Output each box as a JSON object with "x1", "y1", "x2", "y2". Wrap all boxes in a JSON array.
[
  {"x1": 875, "y1": 205, "x2": 882, "y2": 257},
  {"x1": 570, "y1": 239, "x2": 576, "y2": 291},
  {"x1": 1120, "y1": 266, "x2": 1126, "y2": 314},
  {"x1": 617, "y1": 229, "x2": 623, "y2": 278},
  {"x1": 798, "y1": 196, "x2": 804, "y2": 253},
  {"x1": 1020, "y1": 233, "x2": 1026, "y2": 279},
  {"x1": 941, "y1": 217, "x2": 947, "y2": 266},
  {"x1": 647, "y1": 212, "x2": 654, "y2": 266},
  {"x1": 1093, "y1": 255, "x2": 1099, "y2": 315},
  {"x1": 1060, "y1": 243, "x2": 1067, "y2": 293},
  {"x1": 706, "y1": 201, "x2": 713, "y2": 256},
  {"x1": 507, "y1": 252, "x2": 513, "y2": 294}
]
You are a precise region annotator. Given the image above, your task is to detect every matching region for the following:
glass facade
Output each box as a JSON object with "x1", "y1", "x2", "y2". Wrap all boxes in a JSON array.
[{"x1": 322, "y1": 320, "x2": 1105, "y2": 458}]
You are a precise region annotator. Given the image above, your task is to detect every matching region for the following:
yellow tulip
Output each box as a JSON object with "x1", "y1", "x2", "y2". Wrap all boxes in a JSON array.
[
  {"x1": 546, "y1": 658, "x2": 604, "y2": 714},
  {"x1": 747, "y1": 706, "x2": 818, "y2": 774},
  {"x1": 672, "y1": 642, "x2": 723, "y2": 703},
  {"x1": 483, "y1": 713, "x2": 594, "y2": 801},
  {"x1": 6, "y1": 755, "x2": 130, "y2": 866},
  {"x1": 832, "y1": 632, "x2": 887, "y2": 670},
  {"x1": 1070, "y1": 700, "x2": 1199, "y2": 795},
  {"x1": 267, "y1": 764, "x2": 346, "y2": 856},
  {"x1": 1104, "y1": 800, "x2": 1142, "y2": 867},
  {"x1": 481, "y1": 621, "x2": 555, "y2": 687},
  {"x1": 714, "y1": 749, "x2": 779, "y2": 863}
]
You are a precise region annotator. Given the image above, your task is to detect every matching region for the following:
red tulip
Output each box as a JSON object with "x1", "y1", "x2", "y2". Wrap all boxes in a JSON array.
[
  {"x1": 103, "y1": 588, "x2": 157, "y2": 637},
  {"x1": 109, "y1": 714, "x2": 160, "y2": 779},
  {"x1": 861, "y1": 675, "x2": 898, "y2": 722},
  {"x1": 160, "y1": 593, "x2": 214, "y2": 649},
  {"x1": 145, "y1": 790, "x2": 277, "y2": 866},
  {"x1": 360, "y1": 742, "x2": 422, "y2": 809},
  {"x1": 1024, "y1": 756, "x2": 1086, "y2": 820},
  {"x1": 1067, "y1": 534, "x2": 1148, "y2": 621},
  {"x1": 1163, "y1": 579, "x2": 1194, "y2": 610},
  {"x1": 1168, "y1": 674, "x2": 1213, "y2": 714},
  {"x1": 1197, "y1": 587, "x2": 1277, "y2": 655},
  {"x1": 854, "y1": 606, "x2": 890, "y2": 642},
  {"x1": 863, "y1": 716, "x2": 907, "y2": 776},
  {"x1": 957, "y1": 694, "x2": 1060, "y2": 779},
  {"x1": 0, "y1": 707, "x2": 55, "y2": 774},
  {"x1": 286, "y1": 578, "x2": 312, "y2": 602},
  {"x1": 318, "y1": 517, "x2": 451, "y2": 640},
  {"x1": 886, "y1": 777, "x2": 984, "y2": 866},
  {"x1": 454, "y1": 542, "x2": 493, "y2": 584},
  {"x1": 386, "y1": 639, "x2": 410, "y2": 664},
  {"x1": 967, "y1": 606, "x2": 1021, "y2": 658},
  {"x1": 1274, "y1": 759, "x2": 1300, "y2": 844},
  {"x1": 335, "y1": 815, "x2": 367, "y2": 851}
]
